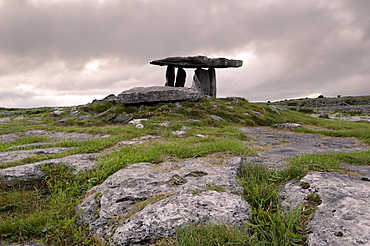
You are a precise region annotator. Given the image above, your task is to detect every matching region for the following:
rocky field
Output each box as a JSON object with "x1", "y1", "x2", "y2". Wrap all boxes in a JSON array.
[{"x1": 0, "y1": 95, "x2": 369, "y2": 245}]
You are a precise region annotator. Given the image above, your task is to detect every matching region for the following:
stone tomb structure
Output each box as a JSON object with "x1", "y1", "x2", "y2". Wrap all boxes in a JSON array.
[{"x1": 150, "y1": 55, "x2": 243, "y2": 97}]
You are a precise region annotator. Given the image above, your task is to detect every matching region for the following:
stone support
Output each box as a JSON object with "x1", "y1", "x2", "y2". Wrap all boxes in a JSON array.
[
  {"x1": 209, "y1": 67, "x2": 216, "y2": 97},
  {"x1": 193, "y1": 68, "x2": 216, "y2": 97},
  {"x1": 165, "y1": 66, "x2": 175, "y2": 87},
  {"x1": 175, "y1": 67, "x2": 186, "y2": 87}
]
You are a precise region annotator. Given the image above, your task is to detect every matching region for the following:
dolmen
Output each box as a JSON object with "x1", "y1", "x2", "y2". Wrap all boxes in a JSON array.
[
  {"x1": 94, "y1": 55, "x2": 242, "y2": 105},
  {"x1": 150, "y1": 55, "x2": 243, "y2": 97}
]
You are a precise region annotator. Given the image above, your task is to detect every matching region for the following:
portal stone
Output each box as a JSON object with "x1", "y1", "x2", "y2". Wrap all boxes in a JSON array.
[
  {"x1": 165, "y1": 66, "x2": 175, "y2": 87},
  {"x1": 175, "y1": 67, "x2": 186, "y2": 87},
  {"x1": 209, "y1": 67, "x2": 216, "y2": 97}
]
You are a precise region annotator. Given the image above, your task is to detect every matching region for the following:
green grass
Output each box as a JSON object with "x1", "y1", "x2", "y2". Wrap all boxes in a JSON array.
[{"x1": 0, "y1": 97, "x2": 369, "y2": 245}]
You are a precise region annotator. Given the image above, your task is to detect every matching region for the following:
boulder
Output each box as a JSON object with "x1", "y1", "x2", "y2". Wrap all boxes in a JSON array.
[
  {"x1": 97, "y1": 86, "x2": 202, "y2": 105},
  {"x1": 77, "y1": 157, "x2": 251, "y2": 245},
  {"x1": 281, "y1": 171, "x2": 370, "y2": 246}
]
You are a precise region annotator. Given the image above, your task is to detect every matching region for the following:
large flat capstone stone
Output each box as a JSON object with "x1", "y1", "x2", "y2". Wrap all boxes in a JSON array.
[
  {"x1": 150, "y1": 55, "x2": 243, "y2": 68},
  {"x1": 77, "y1": 157, "x2": 251, "y2": 245}
]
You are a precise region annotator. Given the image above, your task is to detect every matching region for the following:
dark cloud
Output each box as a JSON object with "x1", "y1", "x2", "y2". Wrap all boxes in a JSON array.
[{"x1": 0, "y1": 0, "x2": 369, "y2": 107}]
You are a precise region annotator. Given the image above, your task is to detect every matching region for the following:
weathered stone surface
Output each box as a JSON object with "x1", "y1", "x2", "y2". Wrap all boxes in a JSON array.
[
  {"x1": 115, "y1": 86, "x2": 202, "y2": 104},
  {"x1": 150, "y1": 55, "x2": 243, "y2": 68},
  {"x1": 0, "y1": 154, "x2": 97, "y2": 186},
  {"x1": 210, "y1": 115, "x2": 224, "y2": 121},
  {"x1": 111, "y1": 191, "x2": 250, "y2": 246},
  {"x1": 0, "y1": 130, "x2": 107, "y2": 143},
  {"x1": 274, "y1": 123, "x2": 302, "y2": 129},
  {"x1": 195, "y1": 68, "x2": 211, "y2": 96},
  {"x1": 240, "y1": 127, "x2": 368, "y2": 169},
  {"x1": 0, "y1": 147, "x2": 74, "y2": 164},
  {"x1": 340, "y1": 164, "x2": 370, "y2": 181},
  {"x1": 77, "y1": 157, "x2": 249, "y2": 244},
  {"x1": 281, "y1": 171, "x2": 370, "y2": 246}
]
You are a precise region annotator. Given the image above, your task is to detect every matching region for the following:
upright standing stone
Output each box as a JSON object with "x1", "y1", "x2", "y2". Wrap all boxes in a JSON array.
[
  {"x1": 165, "y1": 66, "x2": 175, "y2": 87},
  {"x1": 175, "y1": 67, "x2": 186, "y2": 87},
  {"x1": 209, "y1": 67, "x2": 216, "y2": 97},
  {"x1": 195, "y1": 68, "x2": 211, "y2": 96},
  {"x1": 192, "y1": 73, "x2": 203, "y2": 93}
]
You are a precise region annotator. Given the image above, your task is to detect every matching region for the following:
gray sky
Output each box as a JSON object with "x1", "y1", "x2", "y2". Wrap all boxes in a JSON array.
[{"x1": 1, "y1": 0, "x2": 369, "y2": 108}]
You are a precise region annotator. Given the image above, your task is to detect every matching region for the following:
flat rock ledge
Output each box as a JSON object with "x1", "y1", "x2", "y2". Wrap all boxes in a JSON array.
[
  {"x1": 95, "y1": 86, "x2": 202, "y2": 105},
  {"x1": 281, "y1": 170, "x2": 370, "y2": 246},
  {"x1": 0, "y1": 154, "x2": 97, "y2": 186},
  {"x1": 77, "y1": 157, "x2": 251, "y2": 245}
]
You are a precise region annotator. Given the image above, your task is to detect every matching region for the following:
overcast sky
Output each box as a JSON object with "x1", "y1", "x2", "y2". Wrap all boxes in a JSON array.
[{"x1": 1, "y1": 0, "x2": 369, "y2": 108}]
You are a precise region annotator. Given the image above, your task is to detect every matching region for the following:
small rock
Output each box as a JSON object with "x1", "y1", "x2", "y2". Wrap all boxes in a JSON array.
[
  {"x1": 53, "y1": 110, "x2": 64, "y2": 116},
  {"x1": 319, "y1": 113, "x2": 330, "y2": 118},
  {"x1": 129, "y1": 119, "x2": 148, "y2": 125},
  {"x1": 269, "y1": 106, "x2": 281, "y2": 116},
  {"x1": 79, "y1": 115, "x2": 92, "y2": 121},
  {"x1": 196, "y1": 134, "x2": 205, "y2": 138},
  {"x1": 210, "y1": 115, "x2": 224, "y2": 121},
  {"x1": 242, "y1": 113, "x2": 250, "y2": 116},
  {"x1": 58, "y1": 119, "x2": 69, "y2": 123},
  {"x1": 274, "y1": 123, "x2": 302, "y2": 129},
  {"x1": 95, "y1": 110, "x2": 110, "y2": 118},
  {"x1": 27, "y1": 120, "x2": 42, "y2": 124},
  {"x1": 0, "y1": 117, "x2": 12, "y2": 123},
  {"x1": 65, "y1": 110, "x2": 80, "y2": 118},
  {"x1": 136, "y1": 124, "x2": 144, "y2": 129},
  {"x1": 105, "y1": 113, "x2": 117, "y2": 121},
  {"x1": 171, "y1": 131, "x2": 186, "y2": 136},
  {"x1": 119, "y1": 141, "x2": 144, "y2": 146},
  {"x1": 182, "y1": 119, "x2": 202, "y2": 123},
  {"x1": 174, "y1": 102, "x2": 183, "y2": 109},
  {"x1": 115, "y1": 114, "x2": 133, "y2": 124},
  {"x1": 153, "y1": 122, "x2": 172, "y2": 127},
  {"x1": 252, "y1": 110, "x2": 264, "y2": 117},
  {"x1": 181, "y1": 126, "x2": 190, "y2": 131}
]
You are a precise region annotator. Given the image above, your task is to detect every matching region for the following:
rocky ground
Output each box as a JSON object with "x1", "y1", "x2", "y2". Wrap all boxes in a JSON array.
[
  {"x1": 0, "y1": 96, "x2": 369, "y2": 245},
  {"x1": 1, "y1": 124, "x2": 369, "y2": 245}
]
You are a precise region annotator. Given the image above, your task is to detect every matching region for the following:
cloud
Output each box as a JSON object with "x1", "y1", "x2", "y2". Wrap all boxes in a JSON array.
[{"x1": 0, "y1": 0, "x2": 369, "y2": 107}]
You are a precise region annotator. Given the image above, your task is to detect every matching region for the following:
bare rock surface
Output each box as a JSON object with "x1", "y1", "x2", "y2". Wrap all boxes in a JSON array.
[
  {"x1": 0, "y1": 130, "x2": 108, "y2": 143},
  {"x1": 0, "y1": 147, "x2": 74, "y2": 164},
  {"x1": 112, "y1": 190, "x2": 250, "y2": 246},
  {"x1": 0, "y1": 154, "x2": 97, "y2": 186},
  {"x1": 240, "y1": 127, "x2": 368, "y2": 169},
  {"x1": 281, "y1": 170, "x2": 370, "y2": 246},
  {"x1": 77, "y1": 157, "x2": 250, "y2": 245}
]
